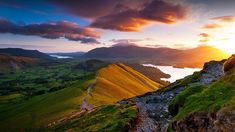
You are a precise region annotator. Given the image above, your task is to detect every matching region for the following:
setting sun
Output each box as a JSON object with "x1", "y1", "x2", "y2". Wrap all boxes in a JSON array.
[{"x1": 211, "y1": 35, "x2": 235, "y2": 55}]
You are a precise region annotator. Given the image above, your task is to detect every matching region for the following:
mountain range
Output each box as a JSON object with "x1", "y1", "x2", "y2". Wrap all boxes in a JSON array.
[{"x1": 82, "y1": 45, "x2": 230, "y2": 68}]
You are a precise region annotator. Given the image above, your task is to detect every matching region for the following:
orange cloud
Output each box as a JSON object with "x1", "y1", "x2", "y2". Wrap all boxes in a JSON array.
[
  {"x1": 202, "y1": 23, "x2": 222, "y2": 29},
  {"x1": 199, "y1": 33, "x2": 210, "y2": 37},
  {"x1": 212, "y1": 16, "x2": 235, "y2": 22}
]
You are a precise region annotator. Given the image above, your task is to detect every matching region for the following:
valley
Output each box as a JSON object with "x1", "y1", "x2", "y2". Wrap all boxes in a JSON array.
[{"x1": 0, "y1": 49, "x2": 164, "y2": 131}]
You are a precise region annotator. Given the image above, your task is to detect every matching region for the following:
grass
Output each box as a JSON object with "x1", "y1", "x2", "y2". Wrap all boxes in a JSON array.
[
  {"x1": 0, "y1": 60, "x2": 86, "y2": 100},
  {"x1": 166, "y1": 71, "x2": 202, "y2": 91},
  {"x1": 0, "y1": 74, "x2": 95, "y2": 131},
  {"x1": 168, "y1": 84, "x2": 204, "y2": 116},
  {"x1": 50, "y1": 103, "x2": 138, "y2": 132},
  {"x1": 169, "y1": 68, "x2": 235, "y2": 121},
  {"x1": 87, "y1": 63, "x2": 162, "y2": 105},
  {"x1": 0, "y1": 61, "x2": 163, "y2": 131},
  {"x1": 0, "y1": 93, "x2": 25, "y2": 104}
]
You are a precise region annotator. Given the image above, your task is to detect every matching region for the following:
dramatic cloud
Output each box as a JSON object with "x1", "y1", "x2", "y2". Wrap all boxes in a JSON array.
[
  {"x1": 51, "y1": 0, "x2": 188, "y2": 31},
  {"x1": 212, "y1": 16, "x2": 235, "y2": 22},
  {"x1": 199, "y1": 33, "x2": 210, "y2": 37},
  {"x1": 0, "y1": 18, "x2": 101, "y2": 44},
  {"x1": 202, "y1": 23, "x2": 221, "y2": 29}
]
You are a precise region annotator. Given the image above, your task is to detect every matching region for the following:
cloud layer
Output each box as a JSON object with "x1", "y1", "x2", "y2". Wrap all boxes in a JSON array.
[
  {"x1": 51, "y1": 0, "x2": 188, "y2": 31},
  {"x1": 0, "y1": 18, "x2": 101, "y2": 44}
]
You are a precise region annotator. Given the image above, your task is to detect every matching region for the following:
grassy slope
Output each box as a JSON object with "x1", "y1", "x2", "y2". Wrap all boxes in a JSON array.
[
  {"x1": 0, "y1": 74, "x2": 95, "y2": 131},
  {"x1": 169, "y1": 68, "x2": 235, "y2": 121},
  {"x1": 87, "y1": 63, "x2": 162, "y2": 105},
  {"x1": 50, "y1": 103, "x2": 138, "y2": 132}
]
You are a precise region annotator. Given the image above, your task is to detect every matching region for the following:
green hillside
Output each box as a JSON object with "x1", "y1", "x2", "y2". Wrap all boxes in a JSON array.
[
  {"x1": 49, "y1": 103, "x2": 138, "y2": 132},
  {"x1": 0, "y1": 62, "x2": 162, "y2": 131},
  {"x1": 0, "y1": 74, "x2": 94, "y2": 131}
]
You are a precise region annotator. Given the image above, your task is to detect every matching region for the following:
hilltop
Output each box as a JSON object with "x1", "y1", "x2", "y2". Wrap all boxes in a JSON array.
[
  {"x1": 0, "y1": 48, "x2": 53, "y2": 73},
  {"x1": 0, "y1": 48, "x2": 52, "y2": 60},
  {"x1": 86, "y1": 63, "x2": 162, "y2": 106}
]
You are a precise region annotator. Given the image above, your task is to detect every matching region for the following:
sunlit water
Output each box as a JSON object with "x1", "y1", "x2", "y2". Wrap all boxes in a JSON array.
[
  {"x1": 142, "y1": 64, "x2": 201, "y2": 83},
  {"x1": 50, "y1": 55, "x2": 72, "y2": 59}
]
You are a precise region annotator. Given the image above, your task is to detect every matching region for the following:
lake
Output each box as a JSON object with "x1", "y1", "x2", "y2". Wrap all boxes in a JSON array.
[
  {"x1": 50, "y1": 55, "x2": 72, "y2": 59},
  {"x1": 142, "y1": 64, "x2": 201, "y2": 83}
]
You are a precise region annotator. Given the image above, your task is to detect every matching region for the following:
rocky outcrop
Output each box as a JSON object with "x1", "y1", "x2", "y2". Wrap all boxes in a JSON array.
[
  {"x1": 171, "y1": 57, "x2": 235, "y2": 132},
  {"x1": 224, "y1": 54, "x2": 235, "y2": 72},
  {"x1": 200, "y1": 61, "x2": 224, "y2": 84},
  {"x1": 122, "y1": 60, "x2": 226, "y2": 132}
]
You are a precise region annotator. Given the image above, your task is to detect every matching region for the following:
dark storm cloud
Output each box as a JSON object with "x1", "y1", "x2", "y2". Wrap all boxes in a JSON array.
[
  {"x1": 0, "y1": 18, "x2": 101, "y2": 44},
  {"x1": 50, "y1": 0, "x2": 118, "y2": 18},
  {"x1": 50, "y1": 0, "x2": 188, "y2": 31}
]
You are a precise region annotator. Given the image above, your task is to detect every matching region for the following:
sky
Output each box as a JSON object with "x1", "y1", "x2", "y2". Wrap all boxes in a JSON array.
[{"x1": 0, "y1": 0, "x2": 234, "y2": 54}]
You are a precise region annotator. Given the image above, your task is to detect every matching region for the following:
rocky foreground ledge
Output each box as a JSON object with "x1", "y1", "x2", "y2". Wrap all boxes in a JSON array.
[{"x1": 120, "y1": 55, "x2": 235, "y2": 132}]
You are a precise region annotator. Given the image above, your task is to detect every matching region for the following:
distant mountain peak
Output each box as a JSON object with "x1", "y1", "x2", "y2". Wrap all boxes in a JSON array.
[{"x1": 112, "y1": 42, "x2": 138, "y2": 47}]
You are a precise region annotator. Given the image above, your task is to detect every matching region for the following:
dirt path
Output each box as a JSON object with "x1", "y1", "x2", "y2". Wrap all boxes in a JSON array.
[{"x1": 80, "y1": 77, "x2": 97, "y2": 110}]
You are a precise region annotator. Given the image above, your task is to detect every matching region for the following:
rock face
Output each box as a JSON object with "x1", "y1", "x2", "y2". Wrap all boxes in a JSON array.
[
  {"x1": 224, "y1": 54, "x2": 235, "y2": 72},
  {"x1": 122, "y1": 60, "x2": 226, "y2": 132},
  {"x1": 171, "y1": 58, "x2": 235, "y2": 132},
  {"x1": 172, "y1": 108, "x2": 235, "y2": 132},
  {"x1": 200, "y1": 61, "x2": 224, "y2": 84}
]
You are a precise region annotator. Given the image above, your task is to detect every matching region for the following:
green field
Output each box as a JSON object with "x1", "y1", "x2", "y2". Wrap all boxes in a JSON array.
[
  {"x1": 50, "y1": 103, "x2": 138, "y2": 132},
  {"x1": 0, "y1": 60, "x2": 97, "y2": 131}
]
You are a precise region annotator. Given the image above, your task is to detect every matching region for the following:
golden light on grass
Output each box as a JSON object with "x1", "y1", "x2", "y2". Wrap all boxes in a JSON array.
[{"x1": 87, "y1": 63, "x2": 162, "y2": 105}]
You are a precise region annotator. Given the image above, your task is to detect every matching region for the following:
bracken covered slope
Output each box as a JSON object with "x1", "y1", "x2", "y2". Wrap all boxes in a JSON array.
[{"x1": 87, "y1": 63, "x2": 162, "y2": 106}]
